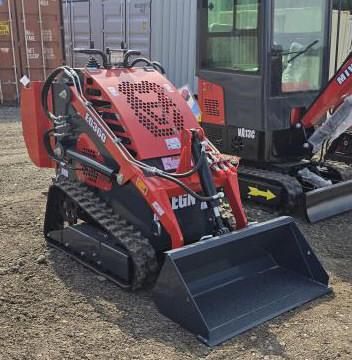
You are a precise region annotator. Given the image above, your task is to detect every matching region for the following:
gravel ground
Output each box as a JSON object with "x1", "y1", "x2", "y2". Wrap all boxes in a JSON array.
[
  {"x1": 0, "y1": 106, "x2": 20, "y2": 123},
  {"x1": 0, "y1": 107, "x2": 351, "y2": 360}
]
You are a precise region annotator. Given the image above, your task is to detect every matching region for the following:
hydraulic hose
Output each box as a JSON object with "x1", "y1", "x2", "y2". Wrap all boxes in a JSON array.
[
  {"x1": 129, "y1": 147, "x2": 205, "y2": 179},
  {"x1": 129, "y1": 58, "x2": 166, "y2": 74},
  {"x1": 43, "y1": 128, "x2": 60, "y2": 162},
  {"x1": 41, "y1": 67, "x2": 66, "y2": 120},
  {"x1": 41, "y1": 67, "x2": 80, "y2": 162},
  {"x1": 42, "y1": 66, "x2": 85, "y2": 122},
  {"x1": 151, "y1": 61, "x2": 166, "y2": 75},
  {"x1": 40, "y1": 66, "x2": 220, "y2": 201},
  {"x1": 147, "y1": 169, "x2": 222, "y2": 202}
]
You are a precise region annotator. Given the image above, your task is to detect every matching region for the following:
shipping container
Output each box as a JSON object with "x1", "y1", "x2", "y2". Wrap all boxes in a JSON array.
[
  {"x1": 0, "y1": 0, "x2": 65, "y2": 104},
  {"x1": 16, "y1": 0, "x2": 65, "y2": 82},
  {"x1": 0, "y1": 0, "x2": 21, "y2": 104},
  {"x1": 62, "y1": 0, "x2": 151, "y2": 67},
  {"x1": 62, "y1": 0, "x2": 197, "y2": 93}
]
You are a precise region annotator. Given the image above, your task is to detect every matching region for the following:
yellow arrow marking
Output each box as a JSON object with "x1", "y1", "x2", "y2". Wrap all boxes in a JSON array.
[{"x1": 248, "y1": 187, "x2": 276, "y2": 201}]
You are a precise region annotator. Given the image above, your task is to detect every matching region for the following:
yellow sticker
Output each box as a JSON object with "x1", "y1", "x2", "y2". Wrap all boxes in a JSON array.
[
  {"x1": 248, "y1": 187, "x2": 276, "y2": 201},
  {"x1": 0, "y1": 21, "x2": 10, "y2": 36},
  {"x1": 136, "y1": 178, "x2": 148, "y2": 196}
]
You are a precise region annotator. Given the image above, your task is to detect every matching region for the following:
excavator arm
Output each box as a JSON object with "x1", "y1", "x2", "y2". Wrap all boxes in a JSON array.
[{"x1": 301, "y1": 52, "x2": 352, "y2": 129}]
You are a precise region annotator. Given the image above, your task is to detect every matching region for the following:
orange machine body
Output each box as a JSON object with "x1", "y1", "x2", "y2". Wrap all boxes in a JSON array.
[{"x1": 21, "y1": 81, "x2": 54, "y2": 168}]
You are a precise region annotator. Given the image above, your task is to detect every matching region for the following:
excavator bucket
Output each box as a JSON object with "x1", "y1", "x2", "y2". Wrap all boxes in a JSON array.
[
  {"x1": 153, "y1": 217, "x2": 330, "y2": 347},
  {"x1": 305, "y1": 180, "x2": 352, "y2": 223}
]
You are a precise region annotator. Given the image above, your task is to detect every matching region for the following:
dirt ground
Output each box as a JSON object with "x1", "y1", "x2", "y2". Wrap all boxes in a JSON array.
[{"x1": 0, "y1": 107, "x2": 351, "y2": 360}]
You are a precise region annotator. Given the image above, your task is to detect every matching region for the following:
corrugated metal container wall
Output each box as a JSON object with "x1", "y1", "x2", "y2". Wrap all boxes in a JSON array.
[
  {"x1": 127, "y1": 0, "x2": 151, "y2": 54},
  {"x1": 62, "y1": 0, "x2": 151, "y2": 67},
  {"x1": 62, "y1": 0, "x2": 92, "y2": 66},
  {"x1": 0, "y1": 0, "x2": 21, "y2": 103},
  {"x1": 330, "y1": 10, "x2": 352, "y2": 78},
  {"x1": 101, "y1": 0, "x2": 125, "y2": 50},
  {"x1": 150, "y1": 0, "x2": 198, "y2": 94},
  {"x1": 16, "y1": 0, "x2": 65, "y2": 81},
  {"x1": 0, "y1": 0, "x2": 64, "y2": 104}
]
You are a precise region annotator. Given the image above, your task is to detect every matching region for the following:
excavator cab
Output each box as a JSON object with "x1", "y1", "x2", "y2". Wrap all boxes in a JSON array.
[
  {"x1": 197, "y1": 1, "x2": 352, "y2": 223},
  {"x1": 198, "y1": 0, "x2": 332, "y2": 161}
]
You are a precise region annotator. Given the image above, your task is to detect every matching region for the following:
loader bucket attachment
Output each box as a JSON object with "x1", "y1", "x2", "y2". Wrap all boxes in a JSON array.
[
  {"x1": 306, "y1": 180, "x2": 352, "y2": 223},
  {"x1": 153, "y1": 217, "x2": 330, "y2": 347}
]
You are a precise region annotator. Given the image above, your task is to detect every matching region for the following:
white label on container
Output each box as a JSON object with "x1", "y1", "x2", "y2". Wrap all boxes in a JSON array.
[
  {"x1": 25, "y1": 30, "x2": 36, "y2": 41},
  {"x1": 28, "y1": 48, "x2": 39, "y2": 59}
]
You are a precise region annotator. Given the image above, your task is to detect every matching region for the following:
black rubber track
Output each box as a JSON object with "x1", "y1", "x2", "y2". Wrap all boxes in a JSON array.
[
  {"x1": 44, "y1": 180, "x2": 159, "y2": 290},
  {"x1": 238, "y1": 165, "x2": 304, "y2": 211}
]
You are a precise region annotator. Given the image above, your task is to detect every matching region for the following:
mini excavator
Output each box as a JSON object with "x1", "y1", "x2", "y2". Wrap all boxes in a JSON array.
[{"x1": 198, "y1": 0, "x2": 352, "y2": 222}]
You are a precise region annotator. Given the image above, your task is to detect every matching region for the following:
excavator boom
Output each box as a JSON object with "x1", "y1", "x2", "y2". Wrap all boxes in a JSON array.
[{"x1": 301, "y1": 52, "x2": 352, "y2": 128}]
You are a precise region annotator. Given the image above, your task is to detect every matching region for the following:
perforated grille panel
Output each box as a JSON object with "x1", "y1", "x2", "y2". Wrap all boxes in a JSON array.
[
  {"x1": 81, "y1": 148, "x2": 99, "y2": 183},
  {"x1": 204, "y1": 99, "x2": 220, "y2": 117},
  {"x1": 118, "y1": 81, "x2": 185, "y2": 137},
  {"x1": 76, "y1": 134, "x2": 112, "y2": 191}
]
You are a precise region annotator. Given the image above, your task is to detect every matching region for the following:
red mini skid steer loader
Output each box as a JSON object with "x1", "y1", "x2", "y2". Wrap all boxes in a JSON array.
[
  {"x1": 21, "y1": 48, "x2": 330, "y2": 346},
  {"x1": 198, "y1": 0, "x2": 352, "y2": 222}
]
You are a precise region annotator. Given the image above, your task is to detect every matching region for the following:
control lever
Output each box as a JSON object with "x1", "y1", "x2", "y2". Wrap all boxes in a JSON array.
[{"x1": 73, "y1": 48, "x2": 110, "y2": 69}]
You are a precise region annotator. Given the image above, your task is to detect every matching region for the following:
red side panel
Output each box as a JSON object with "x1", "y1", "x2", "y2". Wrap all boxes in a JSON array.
[
  {"x1": 198, "y1": 79, "x2": 225, "y2": 125},
  {"x1": 20, "y1": 81, "x2": 54, "y2": 168}
]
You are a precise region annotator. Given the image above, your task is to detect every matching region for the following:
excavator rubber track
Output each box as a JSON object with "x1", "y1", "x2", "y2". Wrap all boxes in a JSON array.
[
  {"x1": 238, "y1": 165, "x2": 304, "y2": 212},
  {"x1": 238, "y1": 161, "x2": 352, "y2": 222},
  {"x1": 44, "y1": 180, "x2": 159, "y2": 290}
]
